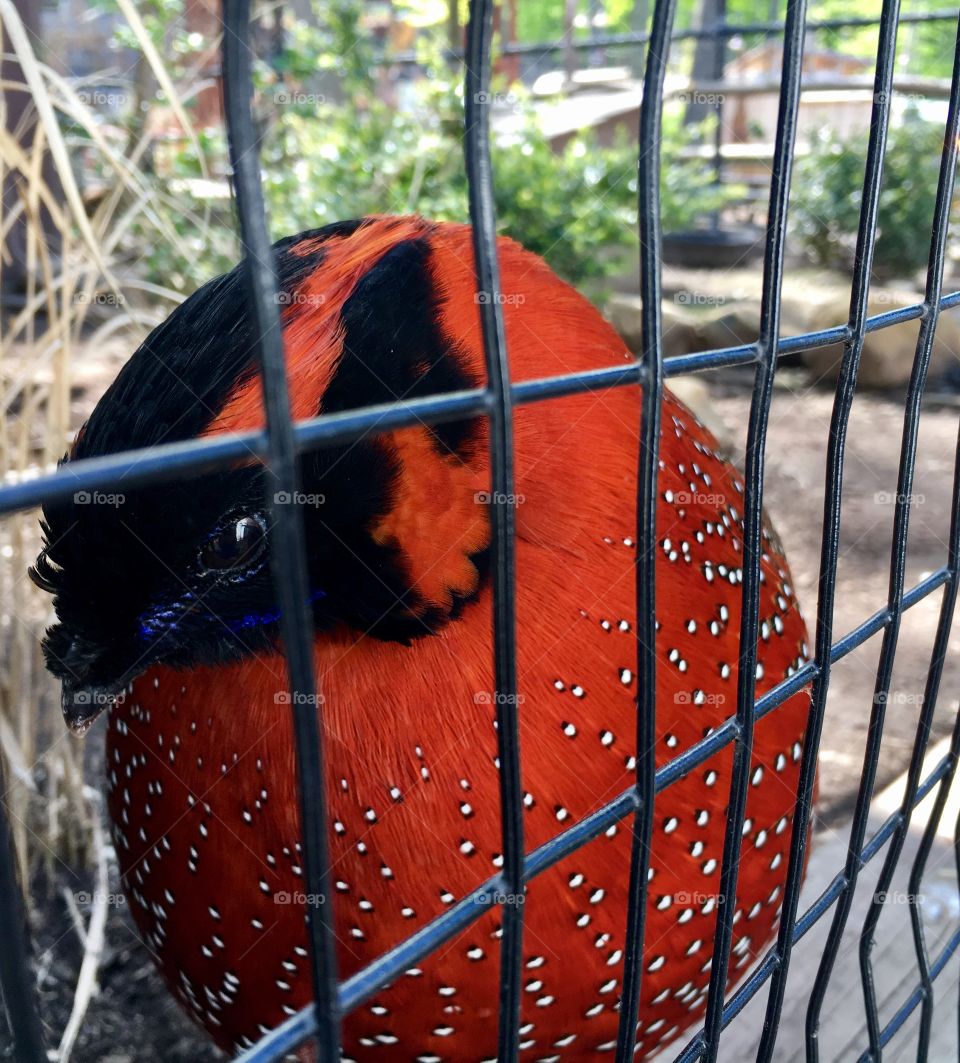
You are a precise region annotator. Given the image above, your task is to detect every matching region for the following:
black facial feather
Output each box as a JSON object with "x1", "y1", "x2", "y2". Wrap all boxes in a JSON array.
[{"x1": 35, "y1": 221, "x2": 489, "y2": 699}]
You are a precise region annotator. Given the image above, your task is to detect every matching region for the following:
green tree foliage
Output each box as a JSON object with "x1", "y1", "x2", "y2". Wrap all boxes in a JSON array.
[
  {"x1": 790, "y1": 113, "x2": 957, "y2": 278},
  {"x1": 130, "y1": 4, "x2": 737, "y2": 293},
  {"x1": 511, "y1": 0, "x2": 957, "y2": 81}
]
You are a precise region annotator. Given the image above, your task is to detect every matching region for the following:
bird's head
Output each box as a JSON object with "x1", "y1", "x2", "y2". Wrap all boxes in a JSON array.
[{"x1": 32, "y1": 216, "x2": 496, "y2": 733}]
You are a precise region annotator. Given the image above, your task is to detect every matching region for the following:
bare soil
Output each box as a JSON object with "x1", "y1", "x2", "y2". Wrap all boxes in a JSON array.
[{"x1": 713, "y1": 368, "x2": 960, "y2": 827}]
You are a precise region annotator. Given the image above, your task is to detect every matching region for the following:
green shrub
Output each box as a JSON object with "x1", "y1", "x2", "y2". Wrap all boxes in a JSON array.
[
  {"x1": 790, "y1": 113, "x2": 956, "y2": 279},
  {"x1": 86, "y1": 1, "x2": 742, "y2": 296}
]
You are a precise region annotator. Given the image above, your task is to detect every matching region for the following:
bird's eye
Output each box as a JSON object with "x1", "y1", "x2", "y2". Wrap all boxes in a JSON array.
[{"x1": 199, "y1": 515, "x2": 267, "y2": 572}]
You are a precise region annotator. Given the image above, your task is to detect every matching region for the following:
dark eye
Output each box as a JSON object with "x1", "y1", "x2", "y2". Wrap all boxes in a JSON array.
[{"x1": 199, "y1": 515, "x2": 267, "y2": 572}]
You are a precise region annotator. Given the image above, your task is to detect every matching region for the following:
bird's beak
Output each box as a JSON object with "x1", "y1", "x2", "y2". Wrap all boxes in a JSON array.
[
  {"x1": 59, "y1": 678, "x2": 127, "y2": 736},
  {"x1": 43, "y1": 626, "x2": 143, "y2": 736}
]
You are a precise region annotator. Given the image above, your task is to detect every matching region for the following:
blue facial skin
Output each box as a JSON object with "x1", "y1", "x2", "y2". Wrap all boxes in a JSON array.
[
  {"x1": 138, "y1": 591, "x2": 197, "y2": 641},
  {"x1": 138, "y1": 588, "x2": 326, "y2": 642}
]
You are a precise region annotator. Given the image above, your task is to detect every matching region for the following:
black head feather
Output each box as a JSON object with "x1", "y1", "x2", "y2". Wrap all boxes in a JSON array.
[{"x1": 33, "y1": 219, "x2": 486, "y2": 727}]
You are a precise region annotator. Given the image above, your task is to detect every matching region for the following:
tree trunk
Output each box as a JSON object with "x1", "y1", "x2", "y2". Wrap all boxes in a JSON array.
[
  {"x1": 563, "y1": 0, "x2": 577, "y2": 89},
  {"x1": 685, "y1": 0, "x2": 726, "y2": 126},
  {"x1": 447, "y1": 0, "x2": 461, "y2": 52},
  {"x1": 184, "y1": 0, "x2": 223, "y2": 129},
  {"x1": 629, "y1": 0, "x2": 649, "y2": 79},
  {"x1": 501, "y1": 0, "x2": 520, "y2": 83}
]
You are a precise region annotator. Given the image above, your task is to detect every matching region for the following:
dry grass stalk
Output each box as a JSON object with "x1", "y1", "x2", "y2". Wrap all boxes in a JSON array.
[{"x1": 0, "y1": 0, "x2": 208, "y2": 902}]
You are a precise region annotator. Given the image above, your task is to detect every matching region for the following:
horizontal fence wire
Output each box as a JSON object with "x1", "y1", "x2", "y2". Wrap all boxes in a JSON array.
[
  {"x1": 4, "y1": 292, "x2": 960, "y2": 517},
  {"x1": 2, "y1": 1, "x2": 960, "y2": 1061}
]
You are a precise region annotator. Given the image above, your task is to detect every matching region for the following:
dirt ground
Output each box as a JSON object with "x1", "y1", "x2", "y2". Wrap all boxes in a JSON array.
[
  {"x1": 710, "y1": 368, "x2": 960, "y2": 826},
  {"x1": 4, "y1": 368, "x2": 959, "y2": 1062}
]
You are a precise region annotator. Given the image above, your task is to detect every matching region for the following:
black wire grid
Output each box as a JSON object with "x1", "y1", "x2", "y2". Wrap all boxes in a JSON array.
[{"x1": 2, "y1": 0, "x2": 960, "y2": 1060}]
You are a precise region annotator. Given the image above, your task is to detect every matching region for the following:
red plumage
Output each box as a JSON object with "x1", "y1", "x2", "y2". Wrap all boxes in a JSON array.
[{"x1": 48, "y1": 217, "x2": 811, "y2": 1059}]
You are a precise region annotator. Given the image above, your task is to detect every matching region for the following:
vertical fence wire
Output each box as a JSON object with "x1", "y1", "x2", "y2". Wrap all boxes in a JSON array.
[
  {"x1": 463, "y1": 2, "x2": 525, "y2": 1058},
  {"x1": 857, "y1": 16, "x2": 960, "y2": 1058},
  {"x1": 220, "y1": 2, "x2": 341, "y2": 1058},
  {"x1": 698, "y1": 0, "x2": 809, "y2": 1059},
  {"x1": 0, "y1": 771, "x2": 46, "y2": 1063},
  {"x1": 908, "y1": 528, "x2": 960, "y2": 1053},
  {"x1": 956, "y1": 812, "x2": 960, "y2": 1049},
  {"x1": 614, "y1": 0, "x2": 677, "y2": 1056},
  {"x1": 755, "y1": 1, "x2": 902, "y2": 1056},
  {"x1": 805, "y1": 14, "x2": 960, "y2": 1059},
  {"x1": 862, "y1": 413, "x2": 960, "y2": 1059}
]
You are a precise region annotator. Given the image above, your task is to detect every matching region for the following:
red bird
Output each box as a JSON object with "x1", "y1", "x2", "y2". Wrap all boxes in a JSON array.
[{"x1": 34, "y1": 216, "x2": 811, "y2": 1059}]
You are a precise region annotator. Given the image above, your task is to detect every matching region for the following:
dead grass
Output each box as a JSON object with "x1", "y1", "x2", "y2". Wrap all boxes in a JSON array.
[{"x1": 0, "y1": 0, "x2": 210, "y2": 917}]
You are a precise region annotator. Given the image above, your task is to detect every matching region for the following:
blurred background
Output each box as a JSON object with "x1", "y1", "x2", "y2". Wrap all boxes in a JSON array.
[{"x1": 1, "y1": 1, "x2": 959, "y2": 1059}]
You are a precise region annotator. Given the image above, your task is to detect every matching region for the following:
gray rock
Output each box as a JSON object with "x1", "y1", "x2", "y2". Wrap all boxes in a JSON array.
[
  {"x1": 801, "y1": 292, "x2": 960, "y2": 389},
  {"x1": 604, "y1": 294, "x2": 733, "y2": 448},
  {"x1": 605, "y1": 294, "x2": 700, "y2": 360},
  {"x1": 693, "y1": 300, "x2": 762, "y2": 351}
]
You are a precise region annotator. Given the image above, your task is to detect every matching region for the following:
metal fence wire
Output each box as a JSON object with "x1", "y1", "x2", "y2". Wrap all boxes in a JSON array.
[{"x1": 2, "y1": 0, "x2": 960, "y2": 1060}]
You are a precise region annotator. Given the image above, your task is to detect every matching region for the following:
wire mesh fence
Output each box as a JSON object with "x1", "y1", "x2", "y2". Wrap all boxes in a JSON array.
[{"x1": 1, "y1": 0, "x2": 960, "y2": 1060}]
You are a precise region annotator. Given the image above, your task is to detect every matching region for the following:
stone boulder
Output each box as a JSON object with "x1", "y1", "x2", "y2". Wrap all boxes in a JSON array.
[
  {"x1": 603, "y1": 294, "x2": 734, "y2": 449},
  {"x1": 800, "y1": 292, "x2": 960, "y2": 389},
  {"x1": 605, "y1": 294, "x2": 700, "y2": 360},
  {"x1": 607, "y1": 285, "x2": 960, "y2": 390}
]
